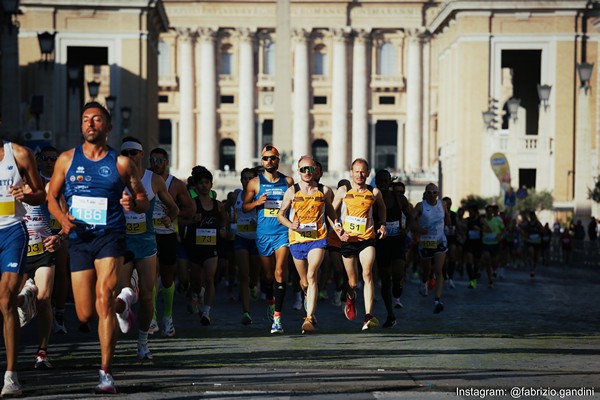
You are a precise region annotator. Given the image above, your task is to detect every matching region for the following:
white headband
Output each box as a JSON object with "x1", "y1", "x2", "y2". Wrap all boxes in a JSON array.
[{"x1": 120, "y1": 141, "x2": 143, "y2": 152}]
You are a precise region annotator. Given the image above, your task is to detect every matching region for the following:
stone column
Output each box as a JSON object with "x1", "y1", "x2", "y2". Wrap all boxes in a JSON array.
[
  {"x1": 292, "y1": 29, "x2": 310, "y2": 162},
  {"x1": 352, "y1": 29, "x2": 370, "y2": 162},
  {"x1": 405, "y1": 30, "x2": 423, "y2": 172},
  {"x1": 198, "y1": 28, "x2": 217, "y2": 171},
  {"x1": 574, "y1": 90, "x2": 593, "y2": 219},
  {"x1": 330, "y1": 28, "x2": 349, "y2": 173},
  {"x1": 421, "y1": 35, "x2": 431, "y2": 168},
  {"x1": 237, "y1": 28, "x2": 255, "y2": 171},
  {"x1": 177, "y1": 27, "x2": 196, "y2": 177},
  {"x1": 396, "y1": 121, "x2": 405, "y2": 171}
]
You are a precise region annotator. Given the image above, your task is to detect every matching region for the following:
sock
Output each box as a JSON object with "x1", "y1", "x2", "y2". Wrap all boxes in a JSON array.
[
  {"x1": 4, "y1": 371, "x2": 16, "y2": 381},
  {"x1": 203, "y1": 305, "x2": 211, "y2": 317},
  {"x1": 138, "y1": 330, "x2": 149, "y2": 345},
  {"x1": 274, "y1": 281, "x2": 286, "y2": 312},
  {"x1": 163, "y1": 283, "x2": 175, "y2": 318}
]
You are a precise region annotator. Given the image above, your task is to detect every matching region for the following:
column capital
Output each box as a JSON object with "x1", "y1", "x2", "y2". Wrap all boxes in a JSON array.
[
  {"x1": 353, "y1": 29, "x2": 371, "y2": 44},
  {"x1": 236, "y1": 27, "x2": 256, "y2": 44},
  {"x1": 291, "y1": 28, "x2": 310, "y2": 44},
  {"x1": 176, "y1": 27, "x2": 198, "y2": 43},
  {"x1": 331, "y1": 27, "x2": 351, "y2": 43},
  {"x1": 198, "y1": 27, "x2": 217, "y2": 43},
  {"x1": 405, "y1": 28, "x2": 429, "y2": 41}
]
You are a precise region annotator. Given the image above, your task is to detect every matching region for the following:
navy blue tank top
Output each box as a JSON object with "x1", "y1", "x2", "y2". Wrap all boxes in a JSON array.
[{"x1": 64, "y1": 146, "x2": 125, "y2": 237}]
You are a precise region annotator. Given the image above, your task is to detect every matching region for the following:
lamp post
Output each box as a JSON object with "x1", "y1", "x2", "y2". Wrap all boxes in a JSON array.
[
  {"x1": 105, "y1": 95, "x2": 116, "y2": 112},
  {"x1": 537, "y1": 84, "x2": 552, "y2": 112},
  {"x1": 37, "y1": 31, "x2": 55, "y2": 64},
  {"x1": 87, "y1": 80, "x2": 100, "y2": 100},
  {"x1": 507, "y1": 98, "x2": 521, "y2": 123},
  {"x1": 577, "y1": 62, "x2": 594, "y2": 94}
]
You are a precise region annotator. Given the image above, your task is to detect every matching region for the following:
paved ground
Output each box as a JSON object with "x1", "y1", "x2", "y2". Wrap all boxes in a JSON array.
[{"x1": 9, "y1": 260, "x2": 600, "y2": 399}]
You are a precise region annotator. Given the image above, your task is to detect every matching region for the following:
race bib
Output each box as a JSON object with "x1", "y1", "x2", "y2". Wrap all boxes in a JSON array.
[
  {"x1": 420, "y1": 235, "x2": 437, "y2": 249},
  {"x1": 27, "y1": 235, "x2": 44, "y2": 257},
  {"x1": 295, "y1": 222, "x2": 318, "y2": 240},
  {"x1": 71, "y1": 195, "x2": 107, "y2": 225},
  {"x1": 344, "y1": 215, "x2": 367, "y2": 234},
  {"x1": 125, "y1": 211, "x2": 147, "y2": 234},
  {"x1": 237, "y1": 217, "x2": 256, "y2": 233},
  {"x1": 386, "y1": 220, "x2": 400, "y2": 237},
  {"x1": 0, "y1": 193, "x2": 15, "y2": 217},
  {"x1": 264, "y1": 199, "x2": 281, "y2": 218},
  {"x1": 196, "y1": 228, "x2": 217, "y2": 245},
  {"x1": 152, "y1": 206, "x2": 166, "y2": 228},
  {"x1": 483, "y1": 233, "x2": 497, "y2": 243}
]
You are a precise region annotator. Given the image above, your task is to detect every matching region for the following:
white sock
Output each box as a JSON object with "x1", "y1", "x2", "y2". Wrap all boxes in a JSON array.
[{"x1": 138, "y1": 330, "x2": 148, "y2": 344}]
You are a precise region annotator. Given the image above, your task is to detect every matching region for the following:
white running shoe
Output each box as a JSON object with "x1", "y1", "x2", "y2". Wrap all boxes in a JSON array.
[
  {"x1": 95, "y1": 370, "x2": 116, "y2": 394},
  {"x1": 162, "y1": 316, "x2": 176, "y2": 337},
  {"x1": 148, "y1": 319, "x2": 159, "y2": 335},
  {"x1": 447, "y1": 279, "x2": 456, "y2": 289},
  {"x1": 137, "y1": 341, "x2": 153, "y2": 360},
  {"x1": 18, "y1": 278, "x2": 38, "y2": 327},
  {"x1": 1, "y1": 376, "x2": 22, "y2": 397},
  {"x1": 116, "y1": 288, "x2": 136, "y2": 334}
]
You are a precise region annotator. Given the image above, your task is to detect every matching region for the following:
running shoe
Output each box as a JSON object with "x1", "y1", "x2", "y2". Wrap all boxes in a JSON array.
[
  {"x1": 18, "y1": 278, "x2": 38, "y2": 328},
  {"x1": 361, "y1": 314, "x2": 379, "y2": 331},
  {"x1": 1, "y1": 376, "x2": 22, "y2": 397},
  {"x1": 200, "y1": 313, "x2": 211, "y2": 326},
  {"x1": 301, "y1": 316, "x2": 315, "y2": 334},
  {"x1": 332, "y1": 290, "x2": 342, "y2": 307},
  {"x1": 419, "y1": 282, "x2": 428, "y2": 297},
  {"x1": 116, "y1": 288, "x2": 136, "y2": 334},
  {"x1": 382, "y1": 316, "x2": 397, "y2": 329},
  {"x1": 130, "y1": 269, "x2": 139, "y2": 304},
  {"x1": 266, "y1": 301, "x2": 275, "y2": 321},
  {"x1": 53, "y1": 311, "x2": 68, "y2": 334},
  {"x1": 148, "y1": 319, "x2": 159, "y2": 335},
  {"x1": 344, "y1": 296, "x2": 356, "y2": 321},
  {"x1": 447, "y1": 279, "x2": 455, "y2": 289},
  {"x1": 318, "y1": 290, "x2": 328, "y2": 301},
  {"x1": 427, "y1": 277, "x2": 436, "y2": 290},
  {"x1": 270, "y1": 316, "x2": 284, "y2": 334},
  {"x1": 241, "y1": 312, "x2": 252, "y2": 326},
  {"x1": 137, "y1": 341, "x2": 153, "y2": 360},
  {"x1": 34, "y1": 350, "x2": 53, "y2": 370},
  {"x1": 95, "y1": 370, "x2": 116, "y2": 394},
  {"x1": 468, "y1": 279, "x2": 477, "y2": 289},
  {"x1": 187, "y1": 292, "x2": 200, "y2": 315},
  {"x1": 162, "y1": 316, "x2": 176, "y2": 337},
  {"x1": 433, "y1": 301, "x2": 444, "y2": 314},
  {"x1": 393, "y1": 297, "x2": 403, "y2": 309}
]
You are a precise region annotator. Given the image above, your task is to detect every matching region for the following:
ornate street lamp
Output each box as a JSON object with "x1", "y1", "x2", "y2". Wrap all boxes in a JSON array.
[
  {"x1": 507, "y1": 98, "x2": 521, "y2": 123},
  {"x1": 537, "y1": 84, "x2": 552, "y2": 112},
  {"x1": 87, "y1": 81, "x2": 101, "y2": 99},
  {"x1": 577, "y1": 62, "x2": 594, "y2": 94},
  {"x1": 37, "y1": 31, "x2": 56, "y2": 63}
]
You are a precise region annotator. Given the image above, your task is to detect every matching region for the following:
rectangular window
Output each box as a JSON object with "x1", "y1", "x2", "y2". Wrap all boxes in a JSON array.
[
  {"x1": 313, "y1": 96, "x2": 327, "y2": 105},
  {"x1": 159, "y1": 95, "x2": 169, "y2": 103},
  {"x1": 220, "y1": 95, "x2": 235, "y2": 104},
  {"x1": 519, "y1": 168, "x2": 536, "y2": 189},
  {"x1": 379, "y1": 96, "x2": 395, "y2": 105}
]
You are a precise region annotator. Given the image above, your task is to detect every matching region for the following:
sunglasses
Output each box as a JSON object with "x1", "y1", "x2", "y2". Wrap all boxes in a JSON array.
[
  {"x1": 121, "y1": 149, "x2": 141, "y2": 157},
  {"x1": 40, "y1": 155, "x2": 58, "y2": 162},
  {"x1": 299, "y1": 166, "x2": 315, "y2": 174},
  {"x1": 262, "y1": 155, "x2": 278, "y2": 162},
  {"x1": 150, "y1": 157, "x2": 166, "y2": 164},
  {"x1": 426, "y1": 190, "x2": 439, "y2": 195}
]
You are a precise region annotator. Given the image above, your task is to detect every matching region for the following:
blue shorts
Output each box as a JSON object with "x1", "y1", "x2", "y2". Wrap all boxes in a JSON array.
[
  {"x1": 235, "y1": 235, "x2": 259, "y2": 256},
  {"x1": 290, "y1": 238, "x2": 328, "y2": 261},
  {"x1": 126, "y1": 232, "x2": 157, "y2": 260},
  {"x1": 256, "y1": 233, "x2": 289, "y2": 257},
  {"x1": 69, "y1": 230, "x2": 126, "y2": 272},
  {"x1": 0, "y1": 222, "x2": 28, "y2": 275}
]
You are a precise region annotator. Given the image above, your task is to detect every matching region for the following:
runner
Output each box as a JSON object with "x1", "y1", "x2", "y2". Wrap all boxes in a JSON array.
[
  {"x1": 148, "y1": 147, "x2": 196, "y2": 337},
  {"x1": 242, "y1": 145, "x2": 293, "y2": 334},
  {"x1": 463, "y1": 204, "x2": 483, "y2": 289},
  {"x1": 0, "y1": 138, "x2": 45, "y2": 396},
  {"x1": 332, "y1": 158, "x2": 387, "y2": 331},
  {"x1": 233, "y1": 168, "x2": 260, "y2": 325},
  {"x1": 442, "y1": 197, "x2": 458, "y2": 289},
  {"x1": 374, "y1": 170, "x2": 412, "y2": 328},
  {"x1": 117, "y1": 137, "x2": 179, "y2": 360},
  {"x1": 47, "y1": 101, "x2": 149, "y2": 394},
  {"x1": 277, "y1": 156, "x2": 339, "y2": 334},
  {"x1": 480, "y1": 204, "x2": 505, "y2": 288},
  {"x1": 413, "y1": 183, "x2": 450, "y2": 313}
]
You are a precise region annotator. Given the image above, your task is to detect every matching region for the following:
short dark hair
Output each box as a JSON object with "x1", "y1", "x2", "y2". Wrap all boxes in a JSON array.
[
  {"x1": 150, "y1": 147, "x2": 169, "y2": 160},
  {"x1": 122, "y1": 136, "x2": 142, "y2": 145},
  {"x1": 192, "y1": 165, "x2": 213, "y2": 184},
  {"x1": 40, "y1": 145, "x2": 59, "y2": 154},
  {"x1": 241, "y1": 167, "x2": 257, "y2": 178},
  {"x1": 82, "y1": 101, "x2": 111, "y2": 124}
]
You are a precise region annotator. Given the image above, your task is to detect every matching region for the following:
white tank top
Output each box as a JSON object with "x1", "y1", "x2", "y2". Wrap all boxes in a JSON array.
[
  {"x1": 418, "y1": 199, "x2": 447, "y2": 246},
  {"x1": 0, "y1": 141, "x2": 26, "y2": 229}
]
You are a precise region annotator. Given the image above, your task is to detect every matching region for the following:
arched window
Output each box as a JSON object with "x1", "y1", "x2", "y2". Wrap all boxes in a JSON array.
[
  {"x1": 314, "y1": 45, "x2": 327, "y2": 76},
  {"x1": 312, "y1": 139, "x2": 328, "y2": 172},
  {"x1": 265, "y1": 42, "x2": 276, "y2": 75},
  {"x1": 220, "y1": 45, "x2": 233, "y2": 75},
  {"x1": 378, "y1": 43, "x2": 396, "y2": 76},
  {"x1": 158, "y1": 41, "x2": 170, "y2": 78},
  {"x1": 219, "y1": 139, "x2": 236, "y2": 171}
]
